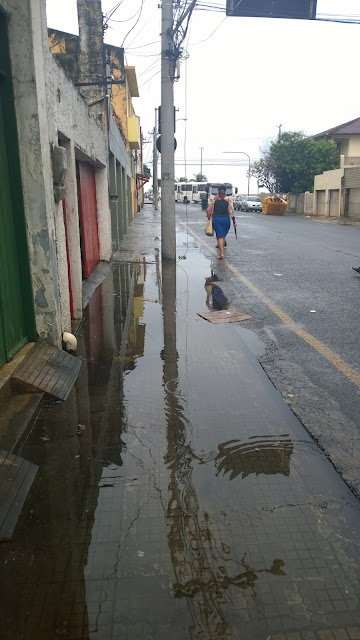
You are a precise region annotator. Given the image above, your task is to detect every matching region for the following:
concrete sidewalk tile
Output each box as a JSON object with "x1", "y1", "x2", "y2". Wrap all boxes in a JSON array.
[
  {"x1": 318, "y1": 631, "x2": 335, "y2": 639},
  {"x1": 333, "y1": 631, "x2": 350, "y2": 640}
]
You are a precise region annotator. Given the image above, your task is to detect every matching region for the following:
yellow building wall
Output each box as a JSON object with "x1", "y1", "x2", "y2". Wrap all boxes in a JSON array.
[
  {"x1": 48, "y1": 33, "x2": 66, "y2": 53},
  {"x1": 128, "y1": 116, "x2": 139, "y2": 150},
  {"x1": 108, "y1": 50, "x2": 128, "y2": 147}
]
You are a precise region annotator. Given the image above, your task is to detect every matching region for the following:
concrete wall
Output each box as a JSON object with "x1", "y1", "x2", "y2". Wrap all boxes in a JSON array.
[
  {"x1": 333, "y1": 136, "x2": 360, "y2": 158},
  {"x1": 286, "y1": 193, "x2": 305, "y2": 215},
  {"x1": 47, "y1": 30, "x2": 138, "y2": 254},
  {"x1": 2, "y1": 0, "x2": 113, "y2": 344},
  {"x1": 314, "y1": 167, "x2": 343, "y2": 191},
  {"x1": 348, "y1": 188, "x2": 360, "y2": 218},
  {"x1": 313, "y1": 167, "x2": 344, "y2": 217},
  {"x1": 3, "y1": 0, "x2": 62, "y2": 345},
  {"x1": 108, "y1": 115, "x2": 134, "y2": 251},
  {"x1": 312, "y1": 155, "x2": 353, "y2": 218},
  {"x1": 348, "y1": 137, "x2": 360, "y2": 156},
  {"x1": 285, "y1": 192, "x2": 314, "y2": 216},
  {"x1": 305, "y1": 192, "x2": 314, "y2": 215},
  {"x1": 46, "y1": 43, "x2": 112, "y2": 324}
]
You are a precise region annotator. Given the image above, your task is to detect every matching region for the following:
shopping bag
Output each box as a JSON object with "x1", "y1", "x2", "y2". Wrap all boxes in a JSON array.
[{"x1": 205, "y1": 218, "x2": 214, "y2": 237}]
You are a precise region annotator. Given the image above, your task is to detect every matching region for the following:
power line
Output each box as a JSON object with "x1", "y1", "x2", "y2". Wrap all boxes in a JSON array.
[
  {"x1": 121, "y1": 0, "x2": 145, "y2": 47},
  {"x1": 107, "y1": 7, "x2": 142, "y2": 23},
  {"x1": 137, "y1": 55, "x2": 161, "y2": 77},
  {"x1": 126, "y1": 40, "x2": 159, "y2": 50},
  {"x1": 189, "y1": 15, "x2": 227, "y2": 45},
  {"x1": 138, "y1": 67, "x2": 161, "y2": 89}
]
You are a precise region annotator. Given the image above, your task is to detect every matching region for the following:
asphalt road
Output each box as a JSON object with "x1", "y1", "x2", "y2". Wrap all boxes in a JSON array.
[{"x1": 177, "y1": 203, "x2": 360, "y2": 496}]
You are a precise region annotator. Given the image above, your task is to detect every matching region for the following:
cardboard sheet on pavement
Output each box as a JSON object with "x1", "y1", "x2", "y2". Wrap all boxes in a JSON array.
[{"x1": 197, "y1": 310, "x2": 252, "y2": 324}]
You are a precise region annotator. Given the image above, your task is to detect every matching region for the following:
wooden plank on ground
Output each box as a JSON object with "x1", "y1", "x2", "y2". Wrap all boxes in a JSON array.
[
  {"x1": 0, "y1": 448, "x2": 38, "y2": 540},
  {"x1": 12, "y1": 343, "x2": 81, "y2": 400}
]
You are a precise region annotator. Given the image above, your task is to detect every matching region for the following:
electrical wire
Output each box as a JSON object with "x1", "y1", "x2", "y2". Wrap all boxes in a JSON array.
[
  {"x1": 126, "y1": 7, "x2": 155, "y2": 48},
  {"x1": 189, "y1": 15, "x2": 227, "y2": 45},
  {"x1": 137, "y1": 67, "x2": 161, "y2": 89},
  {"x1": 126, "y1": 40, "x2": 159, "y2": 50},
  {"x1": 137, "y1": 55, "x2": 161, "y2": 77},
  {"x1": 103, "y1": 0, "x2": 126, "y2": 27},
  {"x1": 107, "y1": 7, "x2": 142, "y2": 23},
  {"x1": 121, "y1": 0, "x2": 145, "y2": 48}
]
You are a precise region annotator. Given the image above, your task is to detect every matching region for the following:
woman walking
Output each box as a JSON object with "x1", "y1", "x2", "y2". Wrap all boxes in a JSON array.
[{"x1": 207, "y1": 187, "x2": 235, "y2": 259}]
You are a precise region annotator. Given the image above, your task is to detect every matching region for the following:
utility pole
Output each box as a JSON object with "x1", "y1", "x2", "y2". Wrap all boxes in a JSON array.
[
  {"x1": 277, "y1": 123, "x2": 282, "y2": 141},
  {"x1": 153, "y1": 108, "x2": 158, "y2": 211},
  {"x1": 200, "y1": 147, "x2": 204, "y2": 178},
  {"x1": 161, "y1": 0, "x2": 176, "y2": 261}
]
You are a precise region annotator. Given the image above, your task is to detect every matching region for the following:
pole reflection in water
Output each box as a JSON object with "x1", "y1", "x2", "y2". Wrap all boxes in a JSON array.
[{"x1": 162, "y1": 263, "x2": 287, "y2": 638}]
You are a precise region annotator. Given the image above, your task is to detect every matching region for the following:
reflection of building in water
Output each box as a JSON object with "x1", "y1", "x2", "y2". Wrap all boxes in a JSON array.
[
  {"x1": 215, "y1": 435, "x2": 294, "y2": 480},
  {"x1": 129, "y1": 264, "x2": 146, "y2": 359},
  {"x1": 0, "y1": 261, "x2": 149, "y2": 639},
  {"x1": 163, "y1": 264, "x2": 286, "y2": 637},
  {"x1": 82, "y1": 261, "x2": 148, "y2": 632}
]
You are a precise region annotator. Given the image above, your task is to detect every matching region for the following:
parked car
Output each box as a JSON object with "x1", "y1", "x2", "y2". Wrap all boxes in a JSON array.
[
  {"x1": 233, "y1": 195, "x2": 245, "y2": 211},
  {"x1": 241, "y1": 196, "x2": 262, "y2": 212}
]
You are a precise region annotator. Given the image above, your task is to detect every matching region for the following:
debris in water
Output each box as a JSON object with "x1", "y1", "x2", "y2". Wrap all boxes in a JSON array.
[{"x1": 198, "y1": 310, "x2": 252, "y2": 324}]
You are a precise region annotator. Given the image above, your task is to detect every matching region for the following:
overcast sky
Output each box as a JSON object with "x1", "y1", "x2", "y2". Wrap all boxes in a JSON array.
[{"x1": 46, "y1": 0, "x2": 360, "y2": 193}]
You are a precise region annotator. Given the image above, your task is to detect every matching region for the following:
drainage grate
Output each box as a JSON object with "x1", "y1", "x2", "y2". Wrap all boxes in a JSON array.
[{"x1": 11, "y1": 343, "x2": 82, "y2": 401}]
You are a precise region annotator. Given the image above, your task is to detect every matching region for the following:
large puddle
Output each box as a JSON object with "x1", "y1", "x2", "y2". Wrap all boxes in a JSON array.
[{"x1": 1, "y1": 242, "x2": 360, "y2": 639}]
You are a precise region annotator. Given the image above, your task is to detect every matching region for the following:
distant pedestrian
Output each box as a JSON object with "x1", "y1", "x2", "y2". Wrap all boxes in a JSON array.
[{"x1": 207, "y1": 187, "x2": 235, "y2": 259}]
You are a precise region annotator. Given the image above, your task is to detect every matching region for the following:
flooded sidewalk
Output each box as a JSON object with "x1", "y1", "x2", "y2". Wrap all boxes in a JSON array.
[{"x1": 1, "y1": 208, "x2": 360, "y2": 639}]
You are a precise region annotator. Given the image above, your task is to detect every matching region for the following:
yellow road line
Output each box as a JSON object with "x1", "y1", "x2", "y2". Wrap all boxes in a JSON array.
[{"x1": 180, "y1": 221, "x2": 360, "y2": 389}]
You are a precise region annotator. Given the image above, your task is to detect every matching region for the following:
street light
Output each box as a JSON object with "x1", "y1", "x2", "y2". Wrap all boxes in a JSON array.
[
  {"x1": 223, "y1": 151, "x2": 251, "y2": 196},
  {"x1": 199, "y1": 146, "x2": 204, "y2": 177}
]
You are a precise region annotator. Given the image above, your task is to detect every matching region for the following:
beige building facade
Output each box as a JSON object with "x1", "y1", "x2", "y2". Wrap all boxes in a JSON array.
[{"x1": 313, "y1": 117, "x2": 360, "y2": 218}]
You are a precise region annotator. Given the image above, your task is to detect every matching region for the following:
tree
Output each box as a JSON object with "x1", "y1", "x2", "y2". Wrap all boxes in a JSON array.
[
  {"x1": 143, "y1": 164, "x2": 151, "y2": 177},
  {"x1": 177, "y1": 176, "x2": 188, "y2": 182},
  {"x1": 250, "y1": 131, "x2": 339, "y2": 193},
  {"x1": 193, "y1": 172, "x2": 207, "y2": 182}
]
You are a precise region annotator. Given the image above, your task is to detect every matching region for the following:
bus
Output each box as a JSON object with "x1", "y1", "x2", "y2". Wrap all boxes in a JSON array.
[
  {"x1": 175, "y1": 182, "x2": 208, "y2": 203},
  {"x1": 206, "y1": 183, "x2": 234, "y2": 203},
  {"x1": 198, "y1": 183, "x2": 235, "y2": 209}
]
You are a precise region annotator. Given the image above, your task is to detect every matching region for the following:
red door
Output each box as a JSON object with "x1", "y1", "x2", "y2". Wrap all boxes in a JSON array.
[
  {"x1": 62, "y1": 199, "x2": 74, "y2": 319},
  {"x1": 77, "y1": 162, "x2": 100, "y2": 279}
]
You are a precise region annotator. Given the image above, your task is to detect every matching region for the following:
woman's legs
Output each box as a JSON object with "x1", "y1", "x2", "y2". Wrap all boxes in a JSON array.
[{"x1": 217, "y1": 237, "x2": 225, "y2": 258}]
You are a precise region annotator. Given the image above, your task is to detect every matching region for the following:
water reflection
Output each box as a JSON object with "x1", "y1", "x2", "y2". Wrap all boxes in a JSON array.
[
  {"x1": 0, "y1": 261, "x2": 149, "y2": 639},
  {"x1": 173, "y1": 553, "x2": 286, "y2": 600},
  {"x1": 162, "y1": 263, "x2": 285, "y2": 638},
  {"x1": 204, "y1": 272, "x2": 230, "y2": 311},
  {"x1": 215, "y1": 435, "x2": 294, "y2": 480}
]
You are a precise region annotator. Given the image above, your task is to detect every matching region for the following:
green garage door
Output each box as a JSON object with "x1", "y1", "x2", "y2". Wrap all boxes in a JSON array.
[{"x1": 0, "y1": 13, "x2": 35, "y2": 366}]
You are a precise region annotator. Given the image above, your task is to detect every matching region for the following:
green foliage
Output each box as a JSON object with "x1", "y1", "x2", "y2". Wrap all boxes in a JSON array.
[
  {"x1": 143, "y1": 164, "x2": 151, "y2": 177},
  {"x1": 177, "y1": 176, "x2": 188, "y2": 182},
  {"x1": 193, "y1": 172, "x2": 208, "y2": 182},
  {"x1": 250, "y1": 131, "x2": 339, "y2": 193}
]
